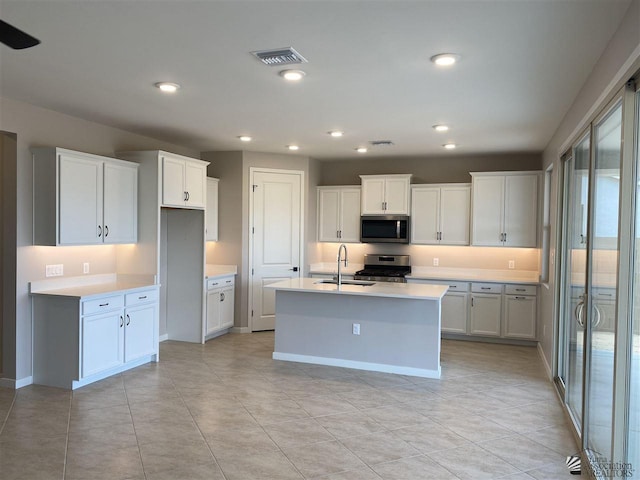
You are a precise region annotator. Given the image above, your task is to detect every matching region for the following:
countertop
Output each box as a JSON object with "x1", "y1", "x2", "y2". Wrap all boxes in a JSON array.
[
  {"x1": 267, "y1": 278, "x2": 448, "y2": 300},
  {"x1": 205, "y1": 264, "x2": 238, "y2": 279},
  {"x1": 30, "y1": 273, "x2": 158, "y2": 300}
]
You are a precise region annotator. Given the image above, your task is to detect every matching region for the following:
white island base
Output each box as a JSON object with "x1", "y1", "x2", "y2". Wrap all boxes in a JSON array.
[{"x1": 271, "y1": 280, "x2": 446, "y2": 379}]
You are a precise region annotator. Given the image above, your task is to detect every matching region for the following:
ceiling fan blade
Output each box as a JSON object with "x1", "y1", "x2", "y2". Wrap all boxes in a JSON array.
[{"x1": 0, "y1": 19, "x2": 40, "y2": 49}]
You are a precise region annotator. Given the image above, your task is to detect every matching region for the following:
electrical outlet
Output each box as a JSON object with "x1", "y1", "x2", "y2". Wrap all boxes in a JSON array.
[
  {"x1": 45, "y1": 264, "x2": 64, "y2": 277},
  {"x1": 83, "y1": 262, "x2": 90, "y2": 274},
  {"x1": 508, "y1": 260, "x2": 515, "y2": 269},
  {"x1": 433, "y1": 258, "x2": 439, "y2": 267},
  {"x1": 352, "y1": 323, "x2": 360, "y2": 335}
]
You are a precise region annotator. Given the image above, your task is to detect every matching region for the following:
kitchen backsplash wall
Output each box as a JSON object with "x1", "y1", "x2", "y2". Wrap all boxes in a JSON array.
[{"x1": 318, "y1": 242, "x2": 540, "y2": 272}]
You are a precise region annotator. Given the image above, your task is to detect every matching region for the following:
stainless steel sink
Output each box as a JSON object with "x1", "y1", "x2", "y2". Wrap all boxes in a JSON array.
[{"x1": 314, "y1": 279, "x2": 375, "y2": 286}]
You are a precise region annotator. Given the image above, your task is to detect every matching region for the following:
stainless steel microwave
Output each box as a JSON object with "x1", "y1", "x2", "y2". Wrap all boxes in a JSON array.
[{"x1": 360, "y1": 215, "x2": 410, "y2": 243}]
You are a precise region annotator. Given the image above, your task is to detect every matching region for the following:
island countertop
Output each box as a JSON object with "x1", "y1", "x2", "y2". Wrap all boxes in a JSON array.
[{"x1": 267, "y1": 278, "x2": 448, "y2": 300}]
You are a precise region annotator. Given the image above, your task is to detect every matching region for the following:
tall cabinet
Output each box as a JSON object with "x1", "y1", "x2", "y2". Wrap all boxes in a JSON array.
[
  {"x1": 116, "y1": 150, "x2": 210, "y2": 343},
  {"x1": 470, "y1": 171, "x2": 540, "y2": 247}
]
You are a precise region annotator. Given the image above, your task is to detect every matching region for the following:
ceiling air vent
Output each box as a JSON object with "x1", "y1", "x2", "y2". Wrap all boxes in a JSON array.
[
  {"x1": 369, "y1": 140, "x2": 395, "y2": 147},
  {"x1": 251, "y1": 47, "x2": 308, "y2": 66}
]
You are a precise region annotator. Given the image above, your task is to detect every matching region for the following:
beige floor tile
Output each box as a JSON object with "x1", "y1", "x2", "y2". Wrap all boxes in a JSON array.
[
  {"x1": 204, "y1": 425, "x2": 279, "y2": 458},
  {"x1": 431, "y1": 413, "x2": 515, "y2": 442},
  {"x1": 363, "y1": 403, "x2": 430, "y2": 430},
  {"x1": 426, "y1": 443, "x2": 519, "y2": 480},
  {"x1": 263, "y1": 417, "x2": 334, "y2": 448},
  {"x1": 316, "y1": 411, "x2": 386, "y2": 439},
  {"x1": 138, "y1": 438, "x2": 214, "y2": 474},
  {"x1": 480, "y1": 400, "x2": 567, "y2": 434},
  {"x1": 69, "y1": 402, "x2": 132, "y2": 430},
  {"x1": 526, "y1": 461, "x2": 579, "y2": 479},
  {"x1": 371, "y1": 455, "x2": 461, "y2": 479},
  {"x1": 65, "y1": 445, "x2": 145, "y2": 480},
  {"x1": 244, "y1": 397, "x2": 311, "y2": 425},
  {"x1": 217, "y1": 450, "x2": 304, "y2": 480},
  {"x1": 392, "y1": 422, "x2": 472, "y2": 454},
  {"x1": 338, "y1": 388, "x2": 400, "y2": 409},
  {"x1": 67, "y1": 421, "x2": 138, "y2": 452},
  {"x1": 477, "y1": 434, "x2": 565, "y2": 471},
  {"x1": 523, "y1": 424, "x2": 579, "y2": 456},
  {"x1": 340, "y1": 431, "x2": 421, "y2": 465},
  {"x1": 296, "y1": 394, "x2": 358, "y2": 417},
  {"x1": 133, "y1": 417, "x2": 204, "y2": 445},
  {"x1": 321, "y1": 467, "x2": 383, "y2": 480},
  {"x1": 144, "y1": 460, "x2": 226, "y2": 480},
  {"x1": 283, "y1": 439, "x2": 366, "y2": 478}
]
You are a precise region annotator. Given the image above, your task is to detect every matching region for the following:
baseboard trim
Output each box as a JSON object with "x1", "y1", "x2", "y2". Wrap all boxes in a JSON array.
[
  {"x1": 231, "y1": 327, "x2": 250, "y2": 334},
  {"x1": 272, "y1": 352, "x2": 441, "y2": 379},
  {"x1": 159, "y1": 334, "x2": 169, "y2": 342},
  {"x1": 15, "y1": 376, "x2": 33, "y2": 389},
  {"x1": 537, "y1": 342, "x2": 553, "y2": 381}
]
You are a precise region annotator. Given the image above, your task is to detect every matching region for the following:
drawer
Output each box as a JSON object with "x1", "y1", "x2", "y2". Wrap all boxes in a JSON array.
[
  {"x1": 208, "y1": 276, "x2": 235, "y2": 290},
  {"x1": 82, "y1": 294, "x2": 124, "y2": 315},
  {"x1": 505, "y1": 284, "x2": 537, "y2": 296},
  {"x1": 443, "y1": 281, "x2": 470, "y2": 292},
  {"x1": 471, "y1": 283, "x2": 502, "y2": 294},
  {"x1": 126, "y1": 289, "x2": 158, "y2": 307}
]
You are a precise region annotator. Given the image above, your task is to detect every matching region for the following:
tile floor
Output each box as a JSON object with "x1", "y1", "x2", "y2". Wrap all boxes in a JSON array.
[{"x1": 0, "y1": 333, "x2": 580, "y2": 479}]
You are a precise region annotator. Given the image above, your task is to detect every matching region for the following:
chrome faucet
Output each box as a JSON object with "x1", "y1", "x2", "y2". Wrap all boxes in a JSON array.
[{"x1": 337, "y1": 243, "x2": 348, "y2": 287}]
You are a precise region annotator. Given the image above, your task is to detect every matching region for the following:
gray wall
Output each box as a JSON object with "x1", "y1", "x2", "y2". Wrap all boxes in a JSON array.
[
  {"x1": 539, "y1": 0, "x2": 640, "y2": 372},
  {"x1": 0, "y1": 96, "x2": 198, "y2": 383},
  {"x1": 318, "y1": 153, "x2": 542, "y2": 185}
]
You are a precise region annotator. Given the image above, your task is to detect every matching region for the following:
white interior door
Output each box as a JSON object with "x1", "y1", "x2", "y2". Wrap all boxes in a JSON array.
[{"x1": 251, "y1": 169, "x2": 303, "y2": 331}]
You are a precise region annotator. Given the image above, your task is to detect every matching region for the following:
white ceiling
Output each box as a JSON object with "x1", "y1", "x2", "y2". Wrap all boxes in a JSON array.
[{"x1": 0, "y1": 0, "x2": 631, "y2": 159}]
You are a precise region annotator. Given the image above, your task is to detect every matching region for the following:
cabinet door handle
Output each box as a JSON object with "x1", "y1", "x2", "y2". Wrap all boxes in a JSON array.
[
  {"x1": 186, "y1": 191, "x2": 190, "y2": 201},
  {"x1": 104, "y1": 225, "x2": 109, "y2": 238},
  {"x1": 504, "y1": 232, "x2": 507, "y2": 243},
  {"x1": 471, "y1": 297, "x2": 474, "y2": 307},
  {"x1": 98, "y1": 225, "x2": 102, "y2": 237},
  {"x1": 120, "y1": 316, "x2": 124, "y2": 327},
  {"x1": 220, "y1": 292, "x2": 225, "y2": 302},
  {"x1": 184, "y1": 191, "x2": 188, "y2": 201},
  {"x1": 99, "y1": 302, "x2": 109, "y2": 307},
  {"x1": 126, "y1": 314, "x2": 130, "y2": 326}
]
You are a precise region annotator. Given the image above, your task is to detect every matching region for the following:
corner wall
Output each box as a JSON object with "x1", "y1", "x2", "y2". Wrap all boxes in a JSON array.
[
  {"x1": 539, "y1": 0, "x2": 640, "y2": 372},
  {"x1": 0, "y1": 96, "x2": 198, "y2": 384}
]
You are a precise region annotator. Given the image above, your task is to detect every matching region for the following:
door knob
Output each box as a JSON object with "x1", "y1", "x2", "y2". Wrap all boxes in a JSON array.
[{"x1": 289, "y1": 267, "x2": 299, "y2": 272}]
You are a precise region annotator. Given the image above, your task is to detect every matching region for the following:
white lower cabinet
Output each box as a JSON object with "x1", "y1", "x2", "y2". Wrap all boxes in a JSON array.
[
  {"x1": 205, "y1": 275, "x2": 235, "y2": 339},
  {"x1": 407, "y1": 278, "x2": 537, "y2": 342},
  {"x1": 470, "y1": 293, "x2": 502, "y2": 337},
  {"x1": 124, "y1": 301, "x2": 158, "y2": 362},
  {"x1": 82, "y1": 310, "x2": 124, "y2": 378}
]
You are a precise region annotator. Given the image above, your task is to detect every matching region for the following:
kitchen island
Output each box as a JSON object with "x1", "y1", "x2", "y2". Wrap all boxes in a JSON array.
[{"x1": 267, "y1": 278, "x2": 448, "y2": 378}]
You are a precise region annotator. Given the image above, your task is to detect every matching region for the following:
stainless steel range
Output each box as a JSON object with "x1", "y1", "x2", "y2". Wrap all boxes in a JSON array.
[{"x1": 354, "y1": 254, "x2": 411, "y2": 283}]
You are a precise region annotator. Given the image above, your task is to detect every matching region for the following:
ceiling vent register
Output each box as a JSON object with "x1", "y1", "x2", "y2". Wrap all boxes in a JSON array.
[{"x1": 252, "y1": 47, "x2": 308, "y2": 66}]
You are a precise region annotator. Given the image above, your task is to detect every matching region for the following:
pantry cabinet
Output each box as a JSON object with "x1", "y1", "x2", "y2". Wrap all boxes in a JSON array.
[
  {"x1": 470, "y1": 172, "x2": 540, "y2": 247},
  {"x1": 411, "y1": 184, "x2": 470, "y2": 245},
  {"x1": 317, "y1": 186, "x2": 361, "y2": 242},
  {"x1": 162, "y1": 153, "x2": 207, "y2": 209},
  {"x1": 360, "y1": 174, "x2": 411, "y2": 215},
  {"x1": 33, "y1": 148, "x2": 138, "y2": 246},
  {"x1": 206, "y1": 177, "x2": 220, "y2": 241}
]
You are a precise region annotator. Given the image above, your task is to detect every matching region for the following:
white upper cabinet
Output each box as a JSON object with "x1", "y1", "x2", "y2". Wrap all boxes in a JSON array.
[
  {"x1": 206, "y1": 177, "x2": 219, "y2": 241},
  {"x1": 317, "y1": 187, "x2": 361, "y2": 243},
  {"x1": 360, "y1": 174, "x2": 411, "y2": 215},
  {"x1": 33, "y1": 148, "x2": 138, "y2": 246},
  {"x1": 161, "y1": 153, "x2": 207, "y2": 209},
  {"x1": 411, "y1": 184, "x2": 470, "y2": 245},
  {"x1": 471, "y1": 172, "x2": 540, "y2": 247}
]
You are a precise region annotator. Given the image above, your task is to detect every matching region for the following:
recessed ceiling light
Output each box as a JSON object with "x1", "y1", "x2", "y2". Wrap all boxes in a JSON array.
[
  {"x1": 443, "y1": 143, "x2": 457, "y2": 150},
  {"x1": 155, "y1": 82, "x2": 180, "y2": 93},
  {"x1": 356, "y1": 147, "x2": 368, "y2": 153},
  {"x1": 238, "y1": 135, "x2": 252, "y2": 142},
  {"x1": 279, "y1": 69, "x2": 306, "y2": 81},
  {"x1": 430, "y1": 54, "x2": 460, "y2": 67},
  {"x1": 433, "y1": 125, "x2": 449, "y2": 132},
  {"x1": 329, "y1": 131, "x2": 344, "y2": 137},
  {"x1": 287, "y1": 145, "x2": 300, "y2": 151}
]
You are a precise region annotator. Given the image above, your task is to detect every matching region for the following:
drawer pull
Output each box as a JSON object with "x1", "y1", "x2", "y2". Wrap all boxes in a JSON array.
[
  {"x1": 138, "y1": 295, "x2": 147, "y2": 300},
  {"x1": 516, "y1": 288, "x2": 526, "y2": 292},
  {"x1": 211, "y1": 282, "x2": 219, "y2": 286},
  {"x1": 449, "y1": 285, "x2": 457, "y2": 288},
  {"x1": 99, "y1": 303, "x2": 109, "y2": 307},
  {"x1": 515, "y1": 296, "x2": 526, "y2": 300},
  {"x1": 598, "y1": 293, "x2": 613, "y2": 297},
  {"x1": 481, "y1": 287, "x2": 491, "y2": 290},
  {"x1": 226, "y1": 280, "x2": 232, "y2": 284}
]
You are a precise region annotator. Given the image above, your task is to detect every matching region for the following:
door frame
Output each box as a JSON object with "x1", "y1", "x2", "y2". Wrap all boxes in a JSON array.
[{"x1": 247, "y1": 167, "x2": 305, "y2": 333}]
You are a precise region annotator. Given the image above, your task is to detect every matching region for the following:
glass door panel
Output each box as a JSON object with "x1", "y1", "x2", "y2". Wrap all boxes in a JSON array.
[
  {"x1": 587, "y1": 99, "x2": 623, "y2": 462},
  {"x1": 561, "y1": 133, "x2": 591, "y2": 429}
]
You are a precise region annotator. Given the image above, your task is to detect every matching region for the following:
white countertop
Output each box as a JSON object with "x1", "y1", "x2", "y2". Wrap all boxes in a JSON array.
[
  {"x1": 267, "y1": 277, "x2": 448, "y2": 300},
  {"x1": 30, "y1": 273, "x2": 158, "y2": 300},
  {"x1": 206, "y1": 264, "x2": 238, "y2": 279}
]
